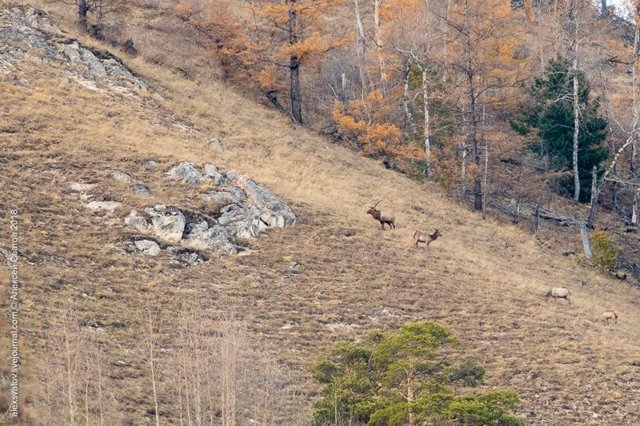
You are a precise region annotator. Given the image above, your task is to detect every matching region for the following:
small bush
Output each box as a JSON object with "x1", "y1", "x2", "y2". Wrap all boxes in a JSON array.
[{"x1": 591, "y1": 230, "x2": 619, "y2": 272}]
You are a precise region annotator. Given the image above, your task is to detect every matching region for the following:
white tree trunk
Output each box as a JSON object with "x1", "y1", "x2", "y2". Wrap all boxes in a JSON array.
[
  {"x1": 580, "y1": 223, "x2": 593, "y2": 260},
  {"x1": 572, "y1": 57, "x2": 581, "y2": 202},
  {"x1": 632, "y1": 189, "x2": 639, "y2": 225},
  {"x1": 632, "y1": 9, "x2": 639, "y2": 178},
  {"x1": 460, "y1": 141, "x2": 467, "y2": 196},
  {"x1": 374, "y1": 0, "x2": 387, "y2": 96},
  {"x1": 402, "y1": 60, "x2": 416, "y2": 134},
  {"x1": 483, "y1": 143, "x2": 489, "y2": 219},
  {"x1": 422, "y1": 66, "x2": 431, "y2": 161}
]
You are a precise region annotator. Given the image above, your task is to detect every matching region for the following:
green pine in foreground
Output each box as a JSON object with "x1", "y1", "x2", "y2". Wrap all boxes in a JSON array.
[{"x1": 313, "y1": 322, "x2": 522, "y2": 426}]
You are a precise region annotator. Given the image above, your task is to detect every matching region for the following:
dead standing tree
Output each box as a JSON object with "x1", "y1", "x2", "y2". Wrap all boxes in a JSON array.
[{"x1": 61, "y1": 0, "x2": 122, "y2": 36}]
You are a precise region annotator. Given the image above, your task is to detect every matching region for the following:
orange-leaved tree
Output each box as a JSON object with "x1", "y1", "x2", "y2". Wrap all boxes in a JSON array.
[{"x1": 250, "y1": 0, "x2": 351, "y2": 124}]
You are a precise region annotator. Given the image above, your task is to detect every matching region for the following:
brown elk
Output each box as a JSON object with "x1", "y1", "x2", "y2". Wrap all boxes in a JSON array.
[
  {"x1": 413, "y1": 229, "x2": 442, "y2": 249},
  {"x1": 602, "y1": 310, "x2": 618, "y2": 325},
  {"x1": 367, "y1": 200, "x2": 396, "y2": 230}
]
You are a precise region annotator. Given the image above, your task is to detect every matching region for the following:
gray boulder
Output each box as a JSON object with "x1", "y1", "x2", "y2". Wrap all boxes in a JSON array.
[
  {"x1": 184, "y1": 222, "x2": 237, "y2": 254},
  {"x1": 70, "y1": 182, "x2": 96, "y2": 192},
  {"x1": 132, "y1": 184, "x2": 150, "y2": 195},
  {"x1": 86, "y1": 200, "x2": 121, "y2": 212},
  {"x1": 144, "y1": 160, "x2": 158, "y2": 170},
  {"x1": 108, "y1": 170, "x2": 133, "y2": 182},
  {"x1": 242, "y1": 180, "x2": 296, "y2": 228},
  {"x1": 124, "y1": 210, "x2": 149, "y2": 232},
  {"x1": 80, "y1": 48, "x2": 106, "y2": 78},
  {"x1": 210, "y1": 137, "x2": 223, "y2": 153},
  {"x1": 203, "y1": 164, "x2": 224, "y2": 185},
  {"x1": 200, "y1": 191, "x2": 237, "y2": 208},
  {"x1": 146, "y1": 206, "x2": 186, "y2": 243},
  {"x1": 62, "y1": 42, "x2": 81, "y2": 62},
  {"x1": 134, "y1": 240, "x2": 161, "y2": 256},
  {"x1": 166, "y1": 162, "x2": 205, "y2": 185}
]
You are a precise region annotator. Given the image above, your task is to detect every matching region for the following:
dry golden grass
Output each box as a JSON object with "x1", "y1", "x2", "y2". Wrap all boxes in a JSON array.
[{"x1": 1, "y1": 3, "x2": 639, "y2": 425}]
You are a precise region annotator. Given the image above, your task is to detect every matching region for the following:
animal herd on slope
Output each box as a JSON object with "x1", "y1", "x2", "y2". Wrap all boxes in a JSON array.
[{"x1": 366, "y1": 201, "x2": 620, "y2": 326}]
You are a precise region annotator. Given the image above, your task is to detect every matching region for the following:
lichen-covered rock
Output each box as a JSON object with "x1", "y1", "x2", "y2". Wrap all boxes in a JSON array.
[
  {"x1": 70, "y1": 182, "x2": 96, "y2": 192},
  {"x1": 210, "y1": 137, "x2": 223, "y2": 153},
  {"x1": 242, "y1": 179, "x2": 297, "y2": 228},
  {"x1": 134, "y1": 240, "x2": 161, "y2": 256},
  {"x1": 144, "y1": 160, "x2": 158, "y2": 170},
  {"x1": 201, "y1": 191, "x2": 237, "y2": 208},
  {"x1": 108, "y1": 170, "x2": 133, "y2": 182},
  {"x1": 184, "y1": 222, "x2": 237, "y2": 254},
  {"x1": 85, "y1": 201, "x2": 121, "y2": 212},
  {"x1": 147, "y1": 205, "x2": 186, "y2": 243},
  {"x1": 124, "y1": 163, "x2": 295, "y2": 260},
  {"x1": 165, "y1": 162, "x2": 205, "y2": 185},
  {"x1": 203, "y1": 164, "x2": 224, "y2": 185},
  {"x1": 132, "y1": 184, "x2": 150, "y2": 195},
  {"x1": 124, "y1": 210, "x2": 149, "y2": 232},
  {"x1": 0, "y1": 7, "x2": 147, "y2": 94}
]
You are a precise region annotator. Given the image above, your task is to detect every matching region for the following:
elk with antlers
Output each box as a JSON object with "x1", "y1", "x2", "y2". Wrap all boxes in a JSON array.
[
  {"x1": 367, "y1": 200, "x2": 396, "y2": 230},
  {"x1": 413, "y1": 229, "x2": 441, "y2": 250}
]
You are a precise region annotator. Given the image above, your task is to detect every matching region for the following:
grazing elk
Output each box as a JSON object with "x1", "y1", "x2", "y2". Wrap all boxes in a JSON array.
[
  {"x1": 602, "y1": 310, "x2": 618, "y2": 325},
  {"x1": 413, "y1": 229, "x2": 442, "y2": 250},
  {"x1": 367, "y1": 200, "x2": 396, "y2": 230},
  {"x1": 544, "y1": 287, "x2": 573, "y2": 303}
]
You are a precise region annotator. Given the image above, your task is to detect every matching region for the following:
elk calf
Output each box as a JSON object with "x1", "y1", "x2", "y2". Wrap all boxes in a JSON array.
[
  {"x1": 602, "y1": 310, "x2": 618, "y2": 325},
  {"x1": 367, "y1": 201, "x2": 395, "y2": 230},
  {"x1": 414, "y1": 229, "x2": 441, "y2": 249},
  {"x1": 544, "y1": 287, "x2": 572, "y2": 303}
]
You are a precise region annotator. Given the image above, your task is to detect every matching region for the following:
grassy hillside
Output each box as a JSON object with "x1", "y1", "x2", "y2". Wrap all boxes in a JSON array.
[{"x1": 1, "y1": 4, "x2": 639, "y2": 425}]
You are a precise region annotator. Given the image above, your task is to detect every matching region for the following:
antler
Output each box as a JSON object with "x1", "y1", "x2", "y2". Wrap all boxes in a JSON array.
[{"x1": 372, "y1": 199, "x2": 382, "y2": 208}]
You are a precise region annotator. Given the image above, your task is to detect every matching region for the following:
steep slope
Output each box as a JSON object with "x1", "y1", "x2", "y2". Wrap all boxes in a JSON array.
[{"x1": 1, "y1": 5, "x2": 639, "y2": 425}]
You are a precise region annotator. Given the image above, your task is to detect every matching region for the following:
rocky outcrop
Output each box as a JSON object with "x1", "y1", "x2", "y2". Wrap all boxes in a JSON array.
[
  {"x1": 119, "y1": 163, "x2": 296, "y2": 260},
  {"x1": 0, "y1": 7, "x2": 147, "y2": 94}
]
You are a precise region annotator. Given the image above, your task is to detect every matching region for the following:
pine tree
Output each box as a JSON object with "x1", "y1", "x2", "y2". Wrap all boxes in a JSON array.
[{"x1": 513, "y1": 57, "x2": 608, "y2": 201}]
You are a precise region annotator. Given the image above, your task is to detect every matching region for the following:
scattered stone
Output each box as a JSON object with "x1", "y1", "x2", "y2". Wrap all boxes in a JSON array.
[
  {"x1": 80, "y1": 48, "x2": 106, "y2": 78},
  {"x1": 225, "y1": 170, "x2": 241, "y2": 182},
  {"x1": 124, "y1": 210, "x2": 149, "y2": 232},
  {"x1": 184, "y1": 222, "x2": 237, "y2": 254},
  {"x1": 62, "y1": 42, "x2": 81, "y2": 62},
  {"x1": 70, "y1": 182, "x2": 96, "y2": 192},
  {"x1": 200, "y1": 191, "x2": 237, "y2": 207},
  {"x1": 144, "y1": 160, "x2": 158, "y2": 170},
  {"x1": 132, "y1": 184, "x2": 150, "y2": 195},
  {"x1": 134, "y1": 240, "x2": 161, "y2": 256},
  {"x1": 166, "y1": 162, "x2": 205, "y2": 185},
  {"x1": 210, "y1": 137, "x2": 223, "y2": 153},
  {"x1": 280, "y1": 323, "x2": 298, "y2": 330},
  {"x1": 147, "y1": 205, "x2": 186, "y2": 243},
  {"x1": 108, "y1": 170, "x2": 133, "y2": 182},
  {"x1": 203, "y1": 164, "x2": 224, "y2": 185},
  {"x1": 242, "y1": 179, "x2": 296, "y2": 228},
  {"x1": 85, "y1": 201, "x2": 121, "y2": 212},
  {"x1": 166, "y1": 247, "x2": 207, "y2": 266}
]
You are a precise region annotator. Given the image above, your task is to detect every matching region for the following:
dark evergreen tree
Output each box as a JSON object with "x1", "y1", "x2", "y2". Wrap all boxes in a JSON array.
[{"x1": 511, "y1": 58, "x2": 608, "y2": 202}]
